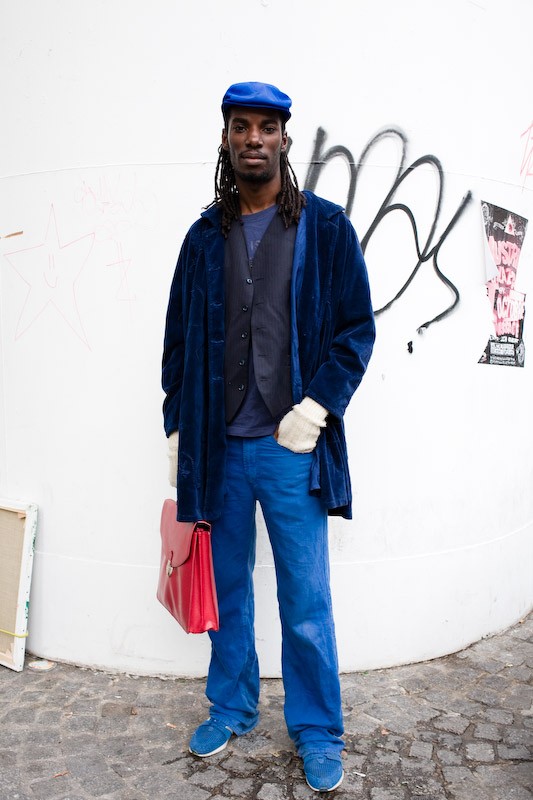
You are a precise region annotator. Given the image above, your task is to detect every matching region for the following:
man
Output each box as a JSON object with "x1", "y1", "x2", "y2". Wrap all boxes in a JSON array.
[{"x1": 162, "y1": 81, "x2": 375, "y2": 792}]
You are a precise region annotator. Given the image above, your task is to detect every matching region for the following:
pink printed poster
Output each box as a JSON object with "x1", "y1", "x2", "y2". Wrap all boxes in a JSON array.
[{"x1": 479, "y1": 201, "x2": 528, "y2": 367}]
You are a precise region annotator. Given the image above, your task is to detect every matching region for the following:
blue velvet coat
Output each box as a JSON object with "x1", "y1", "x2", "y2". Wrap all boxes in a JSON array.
[{"x1": 162, "y1": 191, "x2": 375, "y2": 521}]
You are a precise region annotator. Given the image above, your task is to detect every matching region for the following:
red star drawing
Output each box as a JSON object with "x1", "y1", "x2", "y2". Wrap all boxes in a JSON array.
[{"x1": 4, "y1": 205, "x2": 94, "y2": 347}]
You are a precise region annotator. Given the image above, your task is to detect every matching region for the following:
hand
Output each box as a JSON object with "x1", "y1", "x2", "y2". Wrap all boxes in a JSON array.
[
  {"x1": 275, "y1": 397, "x2": 328, "y2": 453},
  {"x1": 167, "y1": 431, "x2": 179, "y2": 488}
]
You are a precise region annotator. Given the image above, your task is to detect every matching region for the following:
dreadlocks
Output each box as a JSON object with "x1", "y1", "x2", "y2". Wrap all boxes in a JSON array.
[{"x1": 208, "y1": 145, "x2": 306, "y2": 238}]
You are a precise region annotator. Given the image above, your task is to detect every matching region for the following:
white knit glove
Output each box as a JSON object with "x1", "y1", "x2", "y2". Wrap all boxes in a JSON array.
[
  {"x1": 167, "y1": 431, "x2": 179, "y2": 488},
  {"x1": 275, "y1": 397, "x2": 328, "y2": 453}
]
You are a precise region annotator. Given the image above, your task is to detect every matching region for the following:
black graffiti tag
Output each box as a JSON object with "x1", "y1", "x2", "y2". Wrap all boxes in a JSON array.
[{"x1": 303, "y1": 126, "x2": 473, "y2": 333}]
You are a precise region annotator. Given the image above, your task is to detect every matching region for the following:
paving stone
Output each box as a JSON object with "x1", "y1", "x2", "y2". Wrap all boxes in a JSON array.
[
  {"x1": 442, "y1": 767, "x2": 474, "y2": 786},
  {"x1": 474, "y1": 722, "x2": 502, "y2": 741},
  {"x1": 484, "y1": 708, "x2": 515, "y2": 725},
  {"x1": 401, "y1": 776, "x2": 446, "y2": 797},
  {"x1": 401, "y1": 758, "x2": 438, "y2": 779},
  {"x1": 474, "y1": 764, "x2": 533, "y2": 800},
  {"x1": 256, "y1": 784, "x2": 287, "y2": 800},
  {"x1": 344, "y1": 710, "x2": 383, "y2": 735},
  {"x1": 503, "y1": 665, "x2": 533, "y2": 681},
  {"x1": 59, "y1": 733, "x2": 102, "y2": 755},
  {"x1": 220, "y1": 777, "x2": 255, "y2": 797},
  {"x1": 0, "y1": 750, "x2": 17, "y2": 767},
  {"x1": 497, "y1": 744, "x2": 531, "y2": 760},
  {"x1": 64, "y1": 714, "x2": 98, "y2": 733},
  {"x1": 433, "y1": 714, "x2": 470, "y2": 734},
  {"x1": 379, "y1": 734, "x2": 405, "y2": 752},
  {"x1": 28, "y1": 775, "x2": 77, "y2": 800},
  {"x1": 3, "y1": 707, "x2": 37, "y2": 724},
  {"x1": 187, "y1": 766, "x2": 226, "y2": 789},
  {"x1": 410, "y1": 793, "x2": 447, "y2": 800},
  {"x1": 170, "y1": 782, "x2": 213, "y2": 800},
  {"x1": 370, "y1": 789, "x2": 406, "y2": 800},
  {"x1": 419, "y1": 691, "x2": 482, "y2": 717},
  {"x1": 342, "y1": 751, "x2": 366, "y2": 770},
  {"x1": 482, "y1": 673, "x2": 515, "y2": 692},
  {"x1": 335, "y1": 769, "x2": 366, "y2": 797},
  {"x1": 502, "y1": 684, "x2": 533, "y2": 710},
  {"x1": 134, "y1": 770, "x2": 210, "y2": 798},
  {"x1": 510, "y1": 619, "x2": 533, "y2": 641},
  {"x1": 101, "y1": 702, "x2": 136, "y2": 717},
  {"x1": 503, "y1": 726, "x2": 533, "y2": 747},
  {"x1": 0, "y1": 730, "x2": 23, "y2": 747},
  {"x1": 25, "y1": 761, "x2": 70, "y2": 782},
  {"x1": 408, "y1": 741, "x2": 433, "y2": 759},
  {"x1": 293, "y1": 783, "x2": 328, "y2": 800},
  {"x1": 430, "y1": 731, "x2": 463, "y2": 749},
  {"x1": 374, "y1": 750, "x2": 401, "y2": 767},
  {"x1": 467, "y1": 685, "x2": 504, "y2": 705},
  {"x1": 233, "y1": 732, "x2": 274, "y2": 755},
  {"x1": 365, "y1": 695, "x2": 438, "y2": 735},
  {"x1": 219, "y1": 755, "x2": 260, "y2": 775},
  {"x1": 436, "y1": 747, "x2": 462, "y2": 765},
  {"x1": 465, "y1": 742, "x2": 495, "y2": 762}
]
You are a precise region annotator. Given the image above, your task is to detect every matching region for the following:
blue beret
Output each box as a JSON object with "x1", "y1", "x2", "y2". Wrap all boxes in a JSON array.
[{"x1": 222, "y1": 81, "x2": 292, "y2": 122}]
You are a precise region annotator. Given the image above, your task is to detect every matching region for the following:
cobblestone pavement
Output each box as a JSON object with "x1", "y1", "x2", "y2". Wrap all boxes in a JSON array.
[{"x1": 1, "y1": 613, "x2": 532, "y2": 800}]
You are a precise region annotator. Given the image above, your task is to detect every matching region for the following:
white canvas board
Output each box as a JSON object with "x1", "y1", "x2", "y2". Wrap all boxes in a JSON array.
[{"x1": 0, "y1": 500, "x2": 38, "y2": 671}]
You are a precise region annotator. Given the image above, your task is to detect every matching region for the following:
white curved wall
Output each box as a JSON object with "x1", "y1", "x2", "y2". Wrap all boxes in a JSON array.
[{"x1": 0, "y1": 0, "x2": 532, "y2": 676}]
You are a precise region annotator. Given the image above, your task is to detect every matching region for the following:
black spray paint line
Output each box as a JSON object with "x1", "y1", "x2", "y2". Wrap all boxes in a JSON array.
[{"x1": 303, "y1": 126, "x2": 472, "y2": 333}]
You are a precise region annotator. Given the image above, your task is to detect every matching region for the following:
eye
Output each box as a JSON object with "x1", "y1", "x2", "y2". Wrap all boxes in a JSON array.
[{"x1": 264, "y1": 126, "x2": 276, "y2": 134}]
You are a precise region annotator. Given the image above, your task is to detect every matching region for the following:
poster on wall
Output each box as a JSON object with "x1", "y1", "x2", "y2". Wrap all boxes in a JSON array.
[{"x1": 479, "y1": 201, "x2": 528, "y2": 367}]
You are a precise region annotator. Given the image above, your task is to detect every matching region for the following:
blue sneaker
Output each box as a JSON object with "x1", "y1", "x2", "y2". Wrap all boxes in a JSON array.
[
  {"x1": 189, "y1": 718, "x2": 233, "y2": 757},
  {"x1": 303, "y1": 753, "x2": 344, "y2": 792}
]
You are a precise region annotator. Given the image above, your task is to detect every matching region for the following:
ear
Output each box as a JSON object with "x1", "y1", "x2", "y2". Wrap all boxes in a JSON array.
[
  {"x1": 281, "y1": 129, "x2": 288, "y2": 153},
  {"x1": 221, "y1": 127, "x2": 229, "y2": 150}
]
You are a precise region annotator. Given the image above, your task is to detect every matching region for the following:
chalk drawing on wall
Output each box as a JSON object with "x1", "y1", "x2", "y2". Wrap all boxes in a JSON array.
[
  {"x1": 478, "y1": 201, "x2": 528, "y2": 367},
  {"x1": 520, "y1": 121, "x2": 533, "y2": 189},
  {"x1": 302, "y1": 125, "x2": 472, "y2": 338},
  {"x1": 74, "y1": 172, "x2": 158, "y2": 303},
  {"x1": 3, "y1": 205, "x2": 94, "y2": 347}
]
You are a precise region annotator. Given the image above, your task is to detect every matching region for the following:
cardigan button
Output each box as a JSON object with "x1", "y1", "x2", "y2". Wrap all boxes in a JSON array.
[
  {"x1": 246, "y1": 278, "x2": 253, "y2": 284},
  {"x1": 238, "y1": 384, "x2": 245, "y2": 391},
  {"x1": 241, "y1": 331, "x2": 248, "y2": 339},
  {"x1": 239, "y1": 359, "x2": 245, "y2": 366}
]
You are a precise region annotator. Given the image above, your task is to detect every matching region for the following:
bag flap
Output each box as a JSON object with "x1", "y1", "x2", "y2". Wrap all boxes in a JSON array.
[{"x1": 160, "y1": 499, "x2": 210, "y2": 567}]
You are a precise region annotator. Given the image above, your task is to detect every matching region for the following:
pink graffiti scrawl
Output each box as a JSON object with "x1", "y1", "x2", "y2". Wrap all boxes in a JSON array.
[
  {"x1": 520, "y1": 121, "x2": 533, "y2": 188},
  {"x1": 479, "y1": 201, "x2": 528, "y2": 367},
  {"x1": 3, "y1": 206, "x2": 94, "y2": 347}
]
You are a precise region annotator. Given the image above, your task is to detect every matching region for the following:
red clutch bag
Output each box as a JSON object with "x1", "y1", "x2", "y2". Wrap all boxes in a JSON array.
[{"x1": 157, "y1": 499, "x2": 219, "y2": 634}]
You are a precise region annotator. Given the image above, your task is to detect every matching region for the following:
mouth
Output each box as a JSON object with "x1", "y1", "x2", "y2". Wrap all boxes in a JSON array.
[{"x1": 241, "y1": 152, "x2": 267, "y2": 161}]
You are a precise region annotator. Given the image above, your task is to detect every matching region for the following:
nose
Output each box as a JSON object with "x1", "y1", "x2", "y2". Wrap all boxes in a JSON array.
[{"x1": 246, "y1": 126, "x2": 263, "y2": 147}]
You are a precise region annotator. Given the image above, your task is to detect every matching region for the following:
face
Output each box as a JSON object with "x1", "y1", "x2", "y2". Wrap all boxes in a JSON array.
[{"x1": 222, "y1": 107, "x2": 288, "y2": 186}]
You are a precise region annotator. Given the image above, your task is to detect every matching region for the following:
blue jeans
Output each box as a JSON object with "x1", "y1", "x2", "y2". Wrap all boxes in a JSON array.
[{"x1": 205, "y1": 435, "x2": 344, "y2": 757}]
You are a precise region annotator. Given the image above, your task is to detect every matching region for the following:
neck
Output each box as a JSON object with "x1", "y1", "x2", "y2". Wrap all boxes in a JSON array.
[{"x1": 236, "y1": 179, "x2": 281, "y2": 215}]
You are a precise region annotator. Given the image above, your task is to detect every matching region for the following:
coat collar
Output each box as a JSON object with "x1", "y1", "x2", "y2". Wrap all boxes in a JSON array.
[
  {"x1": 200, "y1": 204, "x2": 222, "y2": 226},
  {"x1": 199, "y1": 191, "x2": 344, "y2": 228}
]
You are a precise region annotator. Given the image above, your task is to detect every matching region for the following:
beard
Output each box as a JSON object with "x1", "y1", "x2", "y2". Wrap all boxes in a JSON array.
[{"x1": 233, "y1": 163, "x2": 276, "y2": 184}]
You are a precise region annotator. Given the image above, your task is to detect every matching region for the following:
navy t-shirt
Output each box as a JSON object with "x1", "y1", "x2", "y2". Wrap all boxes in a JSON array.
[{"x1": 227, "y1": 204, "x2": 281, "y2": 437}]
